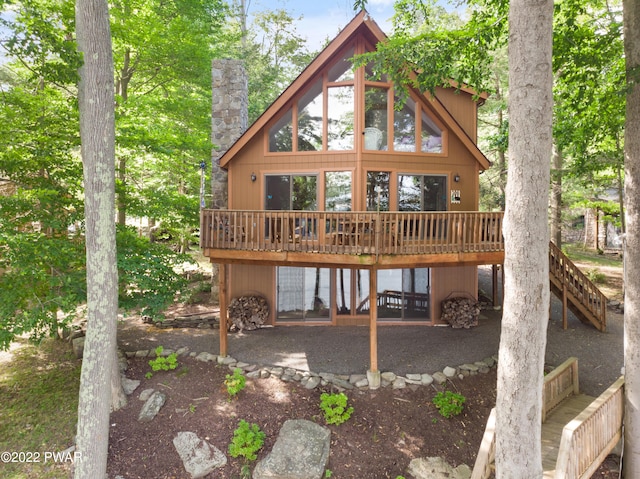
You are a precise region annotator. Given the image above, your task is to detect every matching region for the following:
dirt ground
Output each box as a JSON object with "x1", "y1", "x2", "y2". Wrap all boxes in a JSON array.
[
  {"x1": 107, "y1": 355, "x2": 497, "y2": 479},
  {"x1": 106, "y1": 350, "x2": 620, "y2": 479}
]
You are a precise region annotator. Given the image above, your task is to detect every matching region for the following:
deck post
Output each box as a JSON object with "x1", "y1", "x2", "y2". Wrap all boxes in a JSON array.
[
  {"x1": 219, "y1": 262, "x2": 228, "y2": 357},
  {"x1": 562, "y1": 283, "x2": 568, "y2": 330},
  {"x1": 492, "y1": 264, "x2": 499, "y2": 307},
  {"x1": 367, "y1": 269, "x2": 380, "y2": 389}
]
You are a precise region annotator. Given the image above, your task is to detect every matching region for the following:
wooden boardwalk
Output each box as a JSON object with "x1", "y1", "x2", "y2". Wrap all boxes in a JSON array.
[{"x1": 542, "y1": 394, "x2": 595, "y2": 477}]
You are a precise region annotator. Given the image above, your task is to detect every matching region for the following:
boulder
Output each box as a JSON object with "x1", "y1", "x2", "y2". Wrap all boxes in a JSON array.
[
  {"x1": 407, "y1": 456, "x2": 471, "y2": 479},
  {"x1": 138, "y1": 391, "x2": 166, "y2": 422},
  {"x1": 253, "y1": 419, "x2": 330, "y2": 479},
  {"x1": 173, "y1": 431, "x2": 227, "y2": 478}
]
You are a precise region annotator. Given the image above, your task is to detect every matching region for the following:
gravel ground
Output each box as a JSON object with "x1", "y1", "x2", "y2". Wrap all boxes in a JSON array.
[{"x1": 117, "y1": 267, "x2": 623, "y2": 397}]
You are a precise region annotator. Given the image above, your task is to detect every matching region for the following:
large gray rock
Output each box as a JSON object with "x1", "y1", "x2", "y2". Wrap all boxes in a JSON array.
[
  {"x1": 407, "y1": 456, "x2": 471, "y2": 479},
  {"x1": 138, "y1": 391, "x2": 166, "y2": 422},
  {"x1": 253, "y1": 419, "x2": 330, "y2": 479},
  {"x1": 173, "y1": 431, "x2": 227, "y2": 478}
]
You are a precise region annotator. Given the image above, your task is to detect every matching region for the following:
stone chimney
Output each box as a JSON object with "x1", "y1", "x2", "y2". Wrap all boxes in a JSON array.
[
  {"x1": 211, "y1": 59, "x2": 248, "y2": 209},
  {"x1": 210, "y1": 59, "x2": 248, "y2": 301}
]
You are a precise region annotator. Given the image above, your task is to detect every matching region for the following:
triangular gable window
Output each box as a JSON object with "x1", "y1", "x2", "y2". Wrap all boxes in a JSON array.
[{"x1": 267, "y1": 43, "x2": 444, "y2": 154}]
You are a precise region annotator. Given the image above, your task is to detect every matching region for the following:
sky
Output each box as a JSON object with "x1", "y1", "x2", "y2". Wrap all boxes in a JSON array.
[{"x1": 246, "y1": 0, "x2": 397, "y2": 51}]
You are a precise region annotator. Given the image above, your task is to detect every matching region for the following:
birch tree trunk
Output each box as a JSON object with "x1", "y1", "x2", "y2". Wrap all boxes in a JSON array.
[
  {"x1": 74, "y1": 0, "x2": 118, "y2": 476},
  {"x1": 495, "y1": 0, "x2": 553, "y2": 477},
  {"x1": 624, "y1": 0, "x2": 640, "y2": 475}
]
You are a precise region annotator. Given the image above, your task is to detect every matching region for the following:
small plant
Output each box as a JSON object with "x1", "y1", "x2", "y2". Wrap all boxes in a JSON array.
[
  {"x1": 228, "y1": 419, "x2": 265, "y2": 462},
  {"x1": 319, "y1": 392, "x2": 354, "y2": 425},
  {"x1": 432, "y1": 390, "x2": 466, "y2": 418},
  {"x1": 146, "y1": 346, "x2": 178, "y2": 378},
  {"x1": 224, "y1": 368, "x2": 247, "y2": 401},
  {"x1": 325, "y1": 469, "x2": 333, "y2": 478},
  {"x1": 585, "y1": 268, "x2": 606, "y2": 284}
]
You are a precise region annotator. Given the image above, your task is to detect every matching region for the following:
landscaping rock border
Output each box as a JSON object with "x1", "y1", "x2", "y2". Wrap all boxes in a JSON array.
[{"x1": 123, "y1": 347, "x2": 498, "y2": 392}]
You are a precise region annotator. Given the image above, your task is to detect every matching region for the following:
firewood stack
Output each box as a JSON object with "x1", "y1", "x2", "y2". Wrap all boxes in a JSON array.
[
  {"x1": 441, "y1": 296, "x2": 481, "y2": 329},
  {"x1": 228, "y1": 295, "x2": 269, "y2": 331}
]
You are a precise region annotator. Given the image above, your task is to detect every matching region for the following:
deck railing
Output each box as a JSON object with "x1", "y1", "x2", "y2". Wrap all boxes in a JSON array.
[
  {"x1": 472, "y1": 360, "x2": 625, "y2": 479},
  {"x1": 200, "y1": 210, "x2": 504, "y2": 256},
  {"x1": 549, "y1": 242, "x2": 607, "y2": 331},
  {"x1": 542, "y1": 357, "x2": 580, "y2": 422},
  {"x1": 554, "y1": 376, "x2": 624, "y2": 479}
]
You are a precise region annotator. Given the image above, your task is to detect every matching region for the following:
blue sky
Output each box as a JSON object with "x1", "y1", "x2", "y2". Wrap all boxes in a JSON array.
[{"x1": 247, "y1": 0, "x2": 397, "y2": 51}]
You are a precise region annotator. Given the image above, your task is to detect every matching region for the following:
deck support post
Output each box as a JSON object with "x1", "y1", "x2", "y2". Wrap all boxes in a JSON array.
[
  {"x1": 367, "y1": 269, "x2": 380, "y2": 389},
  {"x1": 219, "y1": 262, "x2": 228, "y2": 357},
  {"x1": 492, "y1": 264, "x2": 499, "y2": 307}
]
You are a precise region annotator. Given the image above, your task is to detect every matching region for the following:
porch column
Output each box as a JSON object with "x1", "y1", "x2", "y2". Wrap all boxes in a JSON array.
[
  {"x1": 219, "y1": 263, "x2": 228, "y2": 357},
  {"x1": 367, "y1": 270, "x2": 380, "y2": 389}
]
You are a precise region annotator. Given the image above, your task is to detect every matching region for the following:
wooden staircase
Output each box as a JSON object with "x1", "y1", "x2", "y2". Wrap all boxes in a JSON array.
[{"x1": 549, "y1": 242, "x2": 607, "y2": 332}]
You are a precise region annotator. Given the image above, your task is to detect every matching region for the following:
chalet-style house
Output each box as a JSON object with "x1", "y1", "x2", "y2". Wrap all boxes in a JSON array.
[{"x1": 200, "y1": 11, "x2": 605, "y2": 377}]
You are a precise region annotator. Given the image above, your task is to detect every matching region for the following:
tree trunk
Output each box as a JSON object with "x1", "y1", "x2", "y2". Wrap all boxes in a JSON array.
[
  {"x1": 495, "y1": 0, "x2": 553, "y2": 477},
  {"x1": 74, "y1": 0, "x2": 119, "y2": 477},
  {"x1": 550, "y1": 144, "x2": 563, "y2": 246},
  {"x1": 624, "y1": 0, "x2": 640, "y2": 475}
]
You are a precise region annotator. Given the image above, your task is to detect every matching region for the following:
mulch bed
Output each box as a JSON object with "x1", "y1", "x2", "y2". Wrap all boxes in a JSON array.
[{"x1": 107, "y1": 357, "x2": 497, "y2": 478}]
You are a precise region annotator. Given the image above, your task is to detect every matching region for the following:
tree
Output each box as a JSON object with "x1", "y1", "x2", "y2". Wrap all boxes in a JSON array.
[
  {"x1": 74, "y1": 0, "x2": 120, "y2": 476},
  {"x1": 495, "y1": 0, "x2": 553, "y2": 476},
  {"x1": 624, "y1": 0, "x2": 640, "y2": 474}
]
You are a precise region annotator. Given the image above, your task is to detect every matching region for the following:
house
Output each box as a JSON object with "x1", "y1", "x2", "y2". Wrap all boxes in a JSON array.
[{"x1": 200, "y1": 11, "x2": 506, "y2": 381}]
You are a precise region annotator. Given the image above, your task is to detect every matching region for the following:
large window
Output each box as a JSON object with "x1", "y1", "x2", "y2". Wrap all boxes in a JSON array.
[
  {"x1": 327, "y1": 86, "x2": 354, "y2": 150},
  {"x1": 325, "y1": 171, "x2": 352, "y2": 211},
  {"x1": 298, "y1": 80, "x2": 323, "y2": 151},
  {"x1": 376, "y1": 269, "x2": 430, "y2": 320},
  {"x1": 366, "y1": 171, "x2": 390, "y2": 211},
  {"x1": 265, "y1": 175, "x2": 317, "y2": 210},
  {"x1": 398, "y1": 174, "x2": 447, "y2": 211},
  {"x1": 266, "y1": 44, "x2": 444, "y2": 154},
  {"x1": 276, "y1": 267, "x2": 331, "y2": 322}
]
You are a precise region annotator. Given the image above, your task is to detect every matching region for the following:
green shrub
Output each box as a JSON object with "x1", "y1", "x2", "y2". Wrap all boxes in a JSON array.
[
  {"x1": 585, "y1": 268, "x2": 606, "y2": 284},
  {"x1": 146, "y1": 346, "x2": 178, "y2": 378},
  {"x1": 228, "y1": 419, "x2": 265, "y2": 461},
  {"x1": 224, "y1": 368, "x2": 247, "y2": 400},
  {"x1": 319, "y1": 392, "x2": 354, "y2": 425},
  {"x1": 432, "y1": 390, "x2": 466, "y2": 418}
]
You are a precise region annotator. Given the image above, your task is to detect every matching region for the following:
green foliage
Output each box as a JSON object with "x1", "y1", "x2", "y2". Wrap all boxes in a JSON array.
[
  {"x1": 585, "y1": 268, "x2": 606, "y2": 284},
  {"x1": 224, "y1": 368, "x2": 247, "y2": 400},
  {"x1": 319, "y1": 392, "x2": 354, "y2": 425},
  {"x1": 146, "y1": 346, "x2": 178, "y2": 378},
  {"x1": 432, "y1": 391, "x2": 466, "y2": 418},
  {"x1": 116, "y1": 226, "x2": 194, "y2": 320},
  {"x1": 228, "y1": 419, "x2": 265, "y2": 462}
]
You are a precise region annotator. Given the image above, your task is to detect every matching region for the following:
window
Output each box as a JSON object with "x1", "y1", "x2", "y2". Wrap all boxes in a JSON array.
[
  {"x1": 298, "y1": 80, "x2": 323, "y2": 151},
  {"x1": 376, "y1": 269, "x2": 430, "y2": 320},
  {"x1": 276, "y1": 267, "x2": 331, "y2": 322},
  {"x1": 366, "y1": 171, "x2": 390, "y2": 211},
  {"x1": 421, "y1": 110, "x2": 442, "y2": 153},
  {"x1": 265, "y1": 175, "x2": 317, "y2": 210},
  {"x1": 327, "y1": 86, "x2": 354, "y2": 150},
  {"x1": 364, "y1": 87, "x2": 388, "y2": 150},
  {"x1": 393, "y1": 96, "x2": 416, "y2": 152},
  {"x1": 325, "y1": 171, "x2": 352, "y2": 211},
  {"x1": 398, "y1": 174, "x2": 447, "y2": 211},
  {"x1": 268, "y1": 109, "x2": 293, "y2": 152}
]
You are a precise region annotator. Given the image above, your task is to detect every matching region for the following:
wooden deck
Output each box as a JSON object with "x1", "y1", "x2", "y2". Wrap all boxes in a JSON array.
[
  {"x1": 472, "y1": 358, "x2": 624, "y2": 479},
  {"x1": 200, "y1": 209, "x2": 505, "y2": 268},
  {"x1": 542, "y1": 394, "x2": 596, "y2": 476}
]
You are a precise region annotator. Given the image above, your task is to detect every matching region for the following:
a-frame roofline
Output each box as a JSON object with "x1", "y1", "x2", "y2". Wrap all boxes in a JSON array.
[{"x1": 219, "y1": 10, "x2": 490, "y2": 170}]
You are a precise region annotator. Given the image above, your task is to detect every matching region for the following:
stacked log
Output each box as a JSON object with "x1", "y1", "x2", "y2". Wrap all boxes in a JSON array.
[
  {"x1": 228, "y1": 295, "x2": 269, "y2": 331},
  {"x1": 441, "y1": 296, "x2": 480, "y2": 329},
  {"x1": 147, "y1": 312, "x2": 218, "y2": 329}
]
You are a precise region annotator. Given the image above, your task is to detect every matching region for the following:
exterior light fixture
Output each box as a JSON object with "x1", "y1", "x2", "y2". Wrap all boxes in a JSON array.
[
  {"x1": 251, "y1": 172, "x2": 257, "y2": 182},
  {"x1": 454, "y1": 174, "x2": 460, "y2": 183}
]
